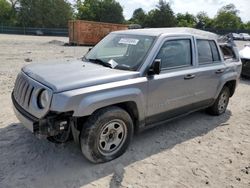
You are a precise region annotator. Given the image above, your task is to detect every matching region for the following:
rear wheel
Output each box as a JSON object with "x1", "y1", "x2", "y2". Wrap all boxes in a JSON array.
[
  {"x1": 207, "y1": 86, "x2": 230, "y2": 116},
  {"x1": 80, "y1": 106, "x2": 133, "y2": 163}
]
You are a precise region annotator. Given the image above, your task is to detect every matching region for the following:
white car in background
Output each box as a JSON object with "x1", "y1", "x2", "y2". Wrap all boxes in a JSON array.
[
  {"x1": 230, "y1": 33, "x2": 241, "y2": 40},
  {"x1": 240, "y1": 33, "x2": 250, "y2": 41},
  {"x1": 239, "y1": 44, "x2": 250, "y2": 77}
]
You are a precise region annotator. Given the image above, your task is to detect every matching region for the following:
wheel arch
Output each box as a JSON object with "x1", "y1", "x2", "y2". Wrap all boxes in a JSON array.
[
  {"x1": 216, "y1": 79, "x2": 237, "y2": 99},
  {"x1": 215, "y1": 71, "x2": 238, "y2": 99},
  {"x1": 75, "y1": 101, "x2": 140, "y2": 133},
  {"x1": 73, "y1": 88, "x2": 145, "y2": 122},
  {"x1": 224, "y1": 80, "x2": 237, "y2": 97},
  {"x1": 115, "y1": 101, "x2": 140, "y2": 132}
]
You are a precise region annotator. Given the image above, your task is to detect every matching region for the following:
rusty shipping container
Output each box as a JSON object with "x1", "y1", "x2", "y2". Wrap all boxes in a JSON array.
[{"x1": 68, "y1": 20, "x2": 128, "y2": 46}]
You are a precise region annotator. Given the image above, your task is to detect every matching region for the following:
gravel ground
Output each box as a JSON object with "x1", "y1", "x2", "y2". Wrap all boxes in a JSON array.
[{"x1": 0, "y1": 34, "x2": 249, "y2": 188}]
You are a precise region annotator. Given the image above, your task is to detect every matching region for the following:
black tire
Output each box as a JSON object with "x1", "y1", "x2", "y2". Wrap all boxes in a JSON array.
[
  {"x1": 80, "y1": 106, "x2": 133, "y2": 163},
  {"x1": 207, "y1": 86, "x2": 230, "y2": 116}
]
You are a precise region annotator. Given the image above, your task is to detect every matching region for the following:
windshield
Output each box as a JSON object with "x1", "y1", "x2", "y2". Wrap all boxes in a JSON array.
[{"x1": 85, "y1": 33, "x2": 156, "y2": 71}]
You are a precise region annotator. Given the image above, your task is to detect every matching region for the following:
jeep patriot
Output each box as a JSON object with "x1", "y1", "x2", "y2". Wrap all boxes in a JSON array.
[{"x1": 12, "y1": 28, "x2": 242, "y2": 163}]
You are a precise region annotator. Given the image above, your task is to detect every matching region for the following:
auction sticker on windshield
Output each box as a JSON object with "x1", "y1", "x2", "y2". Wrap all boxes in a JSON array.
[
  {"x1": 108, "y1": 59, "x2": 118, "y2": 68},
  {"x1": 119, "y1": 38, "x2": 139, "y2": 45}
]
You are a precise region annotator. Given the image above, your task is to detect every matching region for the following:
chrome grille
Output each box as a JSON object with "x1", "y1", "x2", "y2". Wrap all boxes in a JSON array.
[{"x1": 13, "y1": 73, "x2": 34, "y2": 108}]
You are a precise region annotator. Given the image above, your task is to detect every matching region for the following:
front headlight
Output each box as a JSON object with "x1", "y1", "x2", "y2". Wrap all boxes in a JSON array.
[{"x1": 38, "y1": 90, "x2": 49, "y2": 109}]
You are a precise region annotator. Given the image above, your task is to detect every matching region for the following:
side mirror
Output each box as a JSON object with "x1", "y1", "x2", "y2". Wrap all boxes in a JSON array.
[{"x1": 148, "y1": 59, "x2": 161, "y2": 75}]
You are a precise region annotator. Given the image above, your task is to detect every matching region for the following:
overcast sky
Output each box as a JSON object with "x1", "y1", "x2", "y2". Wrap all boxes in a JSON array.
[{"x1": 116, "y1": 0, "x2": 250, "y2": 22}]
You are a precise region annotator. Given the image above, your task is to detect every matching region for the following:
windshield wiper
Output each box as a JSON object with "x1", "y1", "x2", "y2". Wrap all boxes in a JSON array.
[{"x1": 88, "y1": 58, "x2": 113, "y2": 68}]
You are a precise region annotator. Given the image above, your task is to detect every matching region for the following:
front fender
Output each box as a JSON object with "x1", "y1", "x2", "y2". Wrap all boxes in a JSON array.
[
  {"x1": 50, "y1": 76, "x2": 148, "y2": 123},
  {"x1": 74, "y1": 88, "x2": 145, "y2": 120}
]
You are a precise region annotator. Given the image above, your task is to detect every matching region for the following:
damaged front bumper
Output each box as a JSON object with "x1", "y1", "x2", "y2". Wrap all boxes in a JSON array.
[{"x1": 12, "y1": 93, "x2": 72, "y2": 139}]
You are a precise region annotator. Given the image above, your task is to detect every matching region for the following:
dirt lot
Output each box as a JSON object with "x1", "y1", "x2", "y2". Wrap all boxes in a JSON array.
[{"x1": 0, "y1": 34, "x2": 250, "y2": 188}]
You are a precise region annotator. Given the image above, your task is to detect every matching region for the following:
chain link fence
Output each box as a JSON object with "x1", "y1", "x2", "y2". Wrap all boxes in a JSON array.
[
  {"x1": 0, "y1": 25, "x2": 249, "y2": 37},
  {"x1": 0, "y1": 25, "x2": 68, "y2": 36},
  {"x1": 204, "y1": 28, "x2": 250, "y2": 35}
]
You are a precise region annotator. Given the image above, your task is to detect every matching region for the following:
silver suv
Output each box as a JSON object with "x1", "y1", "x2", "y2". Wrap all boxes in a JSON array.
[{"x1": 12, "y1": 28, "x2": 242, "y2": 163}]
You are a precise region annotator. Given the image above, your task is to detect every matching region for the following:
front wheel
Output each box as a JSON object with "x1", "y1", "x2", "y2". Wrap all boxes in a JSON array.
[
  {"x1": 80, "y1": 107, "x2": 133, "y2": 163},
  {"x1": 207, "y1": 86, "x2": 230, "y2": 116}
]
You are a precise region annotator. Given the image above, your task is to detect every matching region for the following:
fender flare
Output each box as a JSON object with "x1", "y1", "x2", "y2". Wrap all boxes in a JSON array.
[{"x1": 215, "y1": 72, "x2": 238, "y2": 99}]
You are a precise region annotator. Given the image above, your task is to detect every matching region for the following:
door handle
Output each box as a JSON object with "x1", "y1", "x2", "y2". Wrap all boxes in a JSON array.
[
  {"x1": 215, "y1": 69, "x2": 225, "y2": 74},
  {"x1": 184, "y1": 74, "x2": 195, "y2": 80}
]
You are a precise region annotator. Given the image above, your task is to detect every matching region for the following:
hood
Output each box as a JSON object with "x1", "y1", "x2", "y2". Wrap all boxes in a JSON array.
[
  {"x1": 22, "y1": 59, "x2": 140, "y2": 92},
  {"x1": 239, "y1": 45, "x2": 250, "y2": 60}
]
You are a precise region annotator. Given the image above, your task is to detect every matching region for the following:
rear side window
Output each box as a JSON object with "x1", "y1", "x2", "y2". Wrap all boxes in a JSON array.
[
  {"x1": 197, "y1": 40, "x2": 221, "y2": 64},
  {"x1": 219, "y1": 45, "x2": 237, "y2": 60}
]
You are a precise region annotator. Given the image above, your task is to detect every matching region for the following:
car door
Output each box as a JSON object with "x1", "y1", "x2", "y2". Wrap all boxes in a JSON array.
[
  {"x1": 146, "y1": 37, "x2": 203, "y2": 125},
  {"x1": 193, "y1": 39, "x2": 226, "y2": 102}
]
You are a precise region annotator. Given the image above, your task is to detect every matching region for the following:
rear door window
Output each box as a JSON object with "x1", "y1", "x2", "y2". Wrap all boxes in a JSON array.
[
  {"x1": 209, "y1": 41, "x2": 220, "y2": 62},
  {"x1": 197, "y1": 40, "x2": 221, "y2": 64}
]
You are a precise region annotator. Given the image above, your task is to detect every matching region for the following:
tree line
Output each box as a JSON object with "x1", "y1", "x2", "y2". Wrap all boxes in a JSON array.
[
  {"x1": 129, "y1": 2, "x2": 250, "y2": 30},
  {"x1": 0, "y1": 0, "x2": 250, "y2": 30}
]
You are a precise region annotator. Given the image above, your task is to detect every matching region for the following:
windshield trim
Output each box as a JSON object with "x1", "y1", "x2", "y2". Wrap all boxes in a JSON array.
[{"x1": 136, "y1": 35, "x2": 159, "y2": 72}]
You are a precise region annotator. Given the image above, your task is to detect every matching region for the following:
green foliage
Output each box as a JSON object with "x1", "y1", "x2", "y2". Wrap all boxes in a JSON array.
[
  {"x1": 99, "y1": 0, "x2": 124, "y2": 23},
  {"x1": 219, "y1": 4, "x2": 239, "y2": 15},
  {"x1": 196, "y1": 12, "x2": 214, "y2": 29},
  {"x1": 75, "y1": 0, "x2": 124, "y2": 24},
  {"x1": 1, "y1": 0, "x2": 250, "y2": 31},
  {"x1": 129, "y1": 8, "x2": 146, "y2": 26},
  {"x1": 128, "y1": 3, "x2": 249, "y2": 30},
  {"x1": 0, "y1": 0, "x2": 12, "y2": 24},
  {"x1": 129, "y1": 0, "x2": 177, "y2": 28},
  {"x1": 18, "y1": 0, "x2": 73, "y2": 27},
  {"x1": 244, "y1": 22, "x2": 250, "y2": 30},
  {"x1": 75, "y1": 0, "x2": 99, "y2": 21},
  {"x1": 143, "y1": 0, "x2": 177, "y2": 27},
  {"x1": 213, "y1": 3, "x2": 243, "y2": 29},
  {"x1": 177, "y1": 13, "x2": 197, "y2": 27}
]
